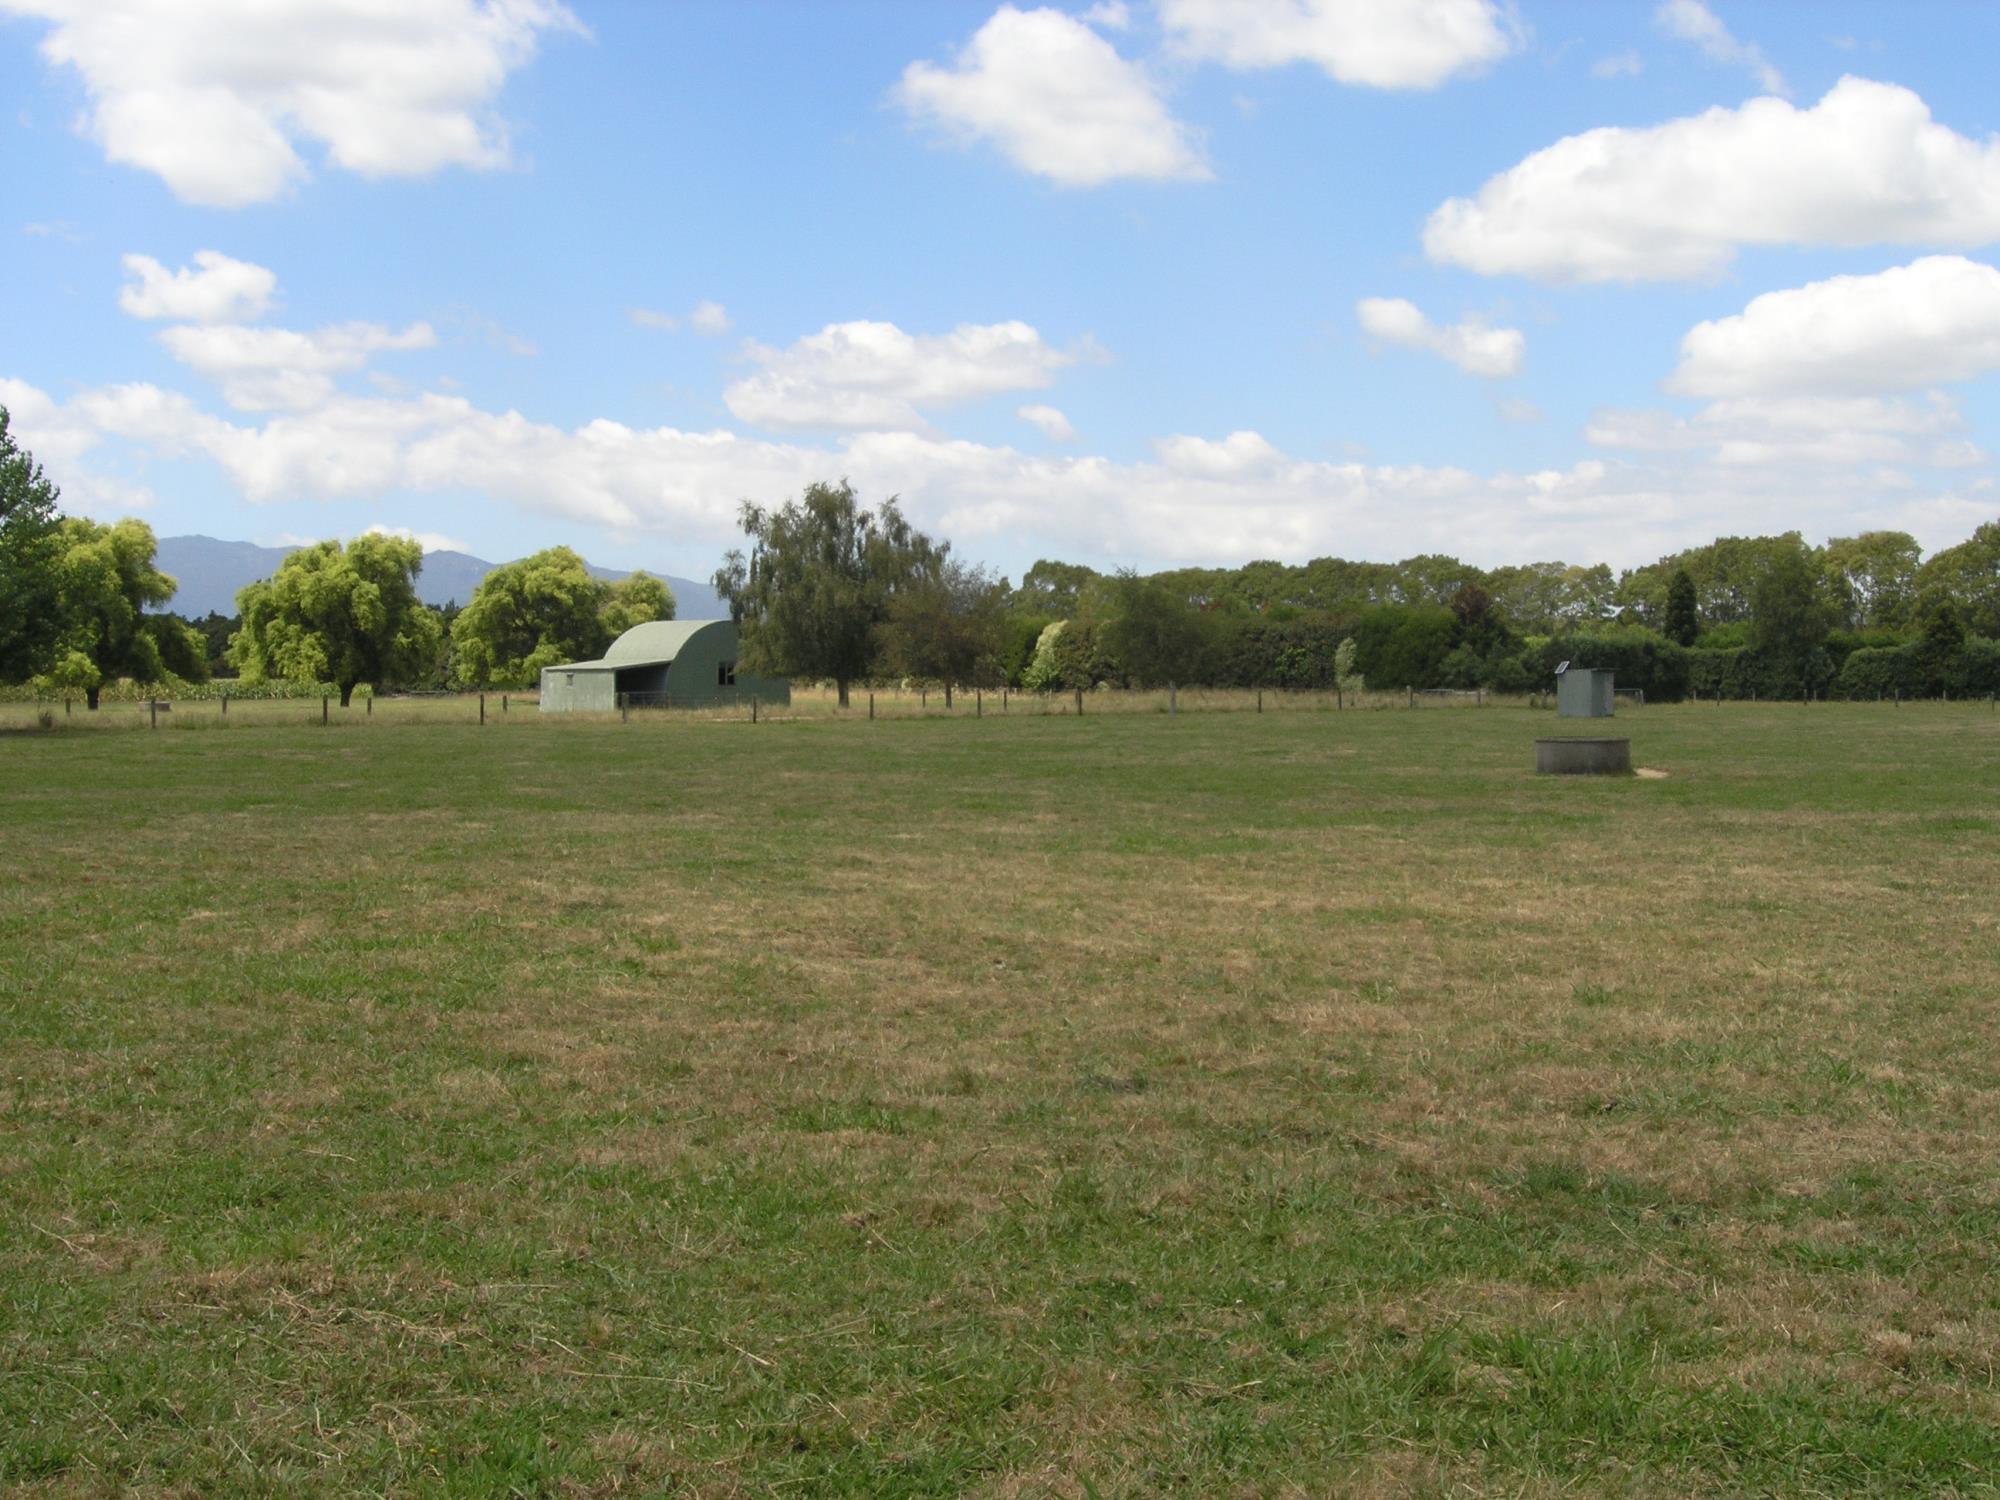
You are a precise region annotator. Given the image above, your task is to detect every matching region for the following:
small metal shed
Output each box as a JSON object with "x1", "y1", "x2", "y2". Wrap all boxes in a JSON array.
[
  {"x1": 1557, "y1": 666, "x2": 1615, "y2": 718},
  {"x1": 538, "y1": 619, "x2": 790, "y2": 713}
]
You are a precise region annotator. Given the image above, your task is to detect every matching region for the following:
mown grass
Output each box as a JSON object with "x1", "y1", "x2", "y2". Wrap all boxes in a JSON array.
[{"x1": 2, "y1": 701, "x2": 1998, "y2": 1496}]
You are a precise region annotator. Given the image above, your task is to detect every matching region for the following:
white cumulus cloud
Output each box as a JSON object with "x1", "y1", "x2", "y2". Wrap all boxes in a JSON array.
[
  {"x1": 11, "y1": 358, "x2": 1994, "y2": 569},
  {"x1": 1424, "y1": 77, "x2": 2000, "y2": 282},
  {"x1": 1356, "y1": 297, "x2": 1523, "y2": 377},
  {"x1": 0, "y1": 375, "x2": 102, "y2": 467},
  {"x1": 119, "y1": 250, "x2": 277, "y2": 322},
  {"x1": 688, "y1": 300, "x2": 731, "y2": 336},
  {"x1": 1655, "y1": 0, "x2": 1785, "y2": 96},
  {"x1": 158, "y1": 321, "x2": 438, "y2": 411},
  {"x1": 894, "y1": 5, "x2": 1208, "y2": 187},
  {"x1": 1590, "y1": 392, "x2": 1981, "y2": 470},
  {"x1": 725, "y1": 319, "x2": 1092, "y2": 432},
  {"x1": 1155, "y1": 429, "x2": 1283, "y2": 477},
  {"x1": 630, "y1": 299, "x2": 731, "y2": 336},
  {"x1": 1159, "y1": 0, "x2": 1516, "y2": 89},
  {"x1": 364, "y1": 522, "x2": 471, "y2": 554},
  {"x1": 0, "y1": 0, "x2": 582, "y2": 207},
  {"x1": 1017, "y1": 404, "x2": 1077, "y2": 442},
  {"x1": 1669, "y1": 256, "x2": 2000, "y2": 398}
]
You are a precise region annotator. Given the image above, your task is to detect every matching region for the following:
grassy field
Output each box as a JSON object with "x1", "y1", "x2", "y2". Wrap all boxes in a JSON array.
[{"x1": 2, "y1": 701, "x2": 1998, "y2": 1496}]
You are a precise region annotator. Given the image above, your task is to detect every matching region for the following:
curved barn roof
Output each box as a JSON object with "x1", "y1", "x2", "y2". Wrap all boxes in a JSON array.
[{"x1": 602, "y1": 618, "x2": 731, "y2": 665}]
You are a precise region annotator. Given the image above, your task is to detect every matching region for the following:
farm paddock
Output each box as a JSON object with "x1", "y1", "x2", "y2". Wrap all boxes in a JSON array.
[{"x1": 2, "y1": 702, "x2": 1997, "y2": 1495}]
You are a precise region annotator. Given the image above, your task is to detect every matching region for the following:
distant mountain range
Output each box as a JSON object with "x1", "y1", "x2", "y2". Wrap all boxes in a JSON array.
[{"x1": 153, "y1": 535, "x2": 726, "y2": 621}]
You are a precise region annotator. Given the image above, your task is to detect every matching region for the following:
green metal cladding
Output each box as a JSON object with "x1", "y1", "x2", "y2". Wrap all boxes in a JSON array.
[{"x1": 538, "y1": 619, "x2": 790, "y2": 712}]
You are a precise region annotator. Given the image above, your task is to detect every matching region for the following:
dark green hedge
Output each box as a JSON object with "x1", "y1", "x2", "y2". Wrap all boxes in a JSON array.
[
  {"x1": 1835, "y1": 636, "x2": 2000, "y2": 699},
  {"x1": 1533, "y1": 630, "x2": 1691, "y2": 702},
  {"x1": 1353, "y1": 605, "x2": 1458, "y2": 691}
]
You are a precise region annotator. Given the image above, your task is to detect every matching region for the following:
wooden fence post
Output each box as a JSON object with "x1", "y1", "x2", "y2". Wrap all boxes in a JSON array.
[
  {"x1": 479, "y1": 693, "x2": 486, "y2": 725},
  {"x1": 322, "y1": 695, "x2": 328, "y2": 726},
  {"x1": 150, "y1": 698, "x2": 157, "y2": 730},
  {"x1": 1257, "y1": 689, "x2": 1262, "y2": 713},
  {"x1": 64, "y1": 698, "x2": 71, "y2": 718},
  {"x1": 220, "y1": 692, "x2": 227, "y2": 717},
  {"x1": 1169, "y1": 683, "x2": 1177, "y2": 716},
  {"x1": 976, "y1": 689, "x2": 982, "y2": 717},
  {"x1": 366, "y1": 694, "x2": 372, "y2": 716},
  {"x1": 751, "y1": 696, "x2": 758, "y2": 723},
  {"x1": 869, "y1": 692, "x2": 875, "y2": 720},
  {"x1": 1407, "y1": 685, "x2": 1414, "y2": 709},
  {"x1": 1003, "y1": 688, "x2": 1009, "y2": 712},
  {"x1": 502, "y1": 694, "x2": 508, "y2": 714},
  {"x1": 1075, "y1": 686, "x2": 1084, "y2": 716}
]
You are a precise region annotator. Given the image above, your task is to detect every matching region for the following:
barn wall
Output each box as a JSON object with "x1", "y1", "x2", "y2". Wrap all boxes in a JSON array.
[
  {"x1": 539, "y1": 666, "x2": 617, "y2": 712},
  {"x1": 662, "y1": 623, "x2": 791, "y2": 707}
]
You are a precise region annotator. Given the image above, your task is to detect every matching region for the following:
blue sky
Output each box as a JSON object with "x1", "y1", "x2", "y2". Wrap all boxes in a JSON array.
[{"x1": 4, "y1": 0, "x2": 1999, "y2": 585}]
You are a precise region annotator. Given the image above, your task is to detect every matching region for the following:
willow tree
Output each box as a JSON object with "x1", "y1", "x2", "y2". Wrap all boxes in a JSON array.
[
  {"x1": 450, "y1": 546, "x2": 674, "y2": 689},
  {"x1": 49, "y1": 517, "x2": 206, "y2": 708},
  {"x1": 231, "y1": 534, "x2": 442, "y2": 706},
  {"x1": 713, "y1": 480, "x2": 939, "y2": 707}
]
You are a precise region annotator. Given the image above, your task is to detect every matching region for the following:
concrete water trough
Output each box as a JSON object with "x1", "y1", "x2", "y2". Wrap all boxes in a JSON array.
[{"x1": 1536, "y1": 737, "x2": 1632, "y2": 776}]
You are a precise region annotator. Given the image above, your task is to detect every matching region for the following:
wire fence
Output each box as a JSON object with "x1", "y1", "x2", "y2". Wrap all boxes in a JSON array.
[
  {"x1": 4, "y1": 682, "x2": 1500, "y2": 733},
  {"x1": 7, "y1": 680, "x2": 1985, "y2": 737}
]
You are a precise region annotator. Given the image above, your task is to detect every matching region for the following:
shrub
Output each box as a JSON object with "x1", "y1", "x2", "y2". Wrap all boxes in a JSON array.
[
  {"x1": 1204, "y1": 615, "x2": 1350, "y2": 689},
  {"x1": 1826, "y1": 628, "x2": 1903, "y2": 675},
  {"x1": 1693, "y1": 621, "x2": 1751, "y2": 650},
  {"x1": 1688, "y1": 646, "x2": 1746, "y2": 698},
  {"x1": 1021, "y1": 619, "x2": 1114, "y2": 691},
  {"x1": 1019, "y1": 621, "x2": 1068, "y2": 693},
  {"x1": 1964, "y1": 636, "x2": 2000, "y2": 696},
  {"x1": 1835, "y1": 645, "x2": 1915, "y2": 700},
  {"x1": 1484, "y1": 651, "x2": 1537, "y2": 693},
  {"x1": 998, "y1": 615, "x2": 1051, "y2": 687},
  {"x1": 1353, "y1": 605, "x2": 1457, "y2": 691}
]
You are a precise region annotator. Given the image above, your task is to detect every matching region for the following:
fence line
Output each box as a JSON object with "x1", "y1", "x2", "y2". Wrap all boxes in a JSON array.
[{"x1": 7, "y1": 684, "x2": 1994, "y2": 737}]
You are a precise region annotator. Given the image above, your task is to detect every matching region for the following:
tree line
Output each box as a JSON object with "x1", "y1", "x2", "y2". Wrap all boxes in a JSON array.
[
  {"x1": 0, "y1": 405, "x2": 678, "y2": 705},
  {"x1": 4, "y1": 404, "x2": 1997, "y2": 705},
  {"x1": 707, "y1": 481, "x2": 1999, "y2": 704}
]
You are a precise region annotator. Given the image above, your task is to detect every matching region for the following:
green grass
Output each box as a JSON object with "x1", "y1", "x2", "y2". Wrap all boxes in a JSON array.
[{"x1": 3, "y1": 701, "x2": 1998, "y2": 1495}]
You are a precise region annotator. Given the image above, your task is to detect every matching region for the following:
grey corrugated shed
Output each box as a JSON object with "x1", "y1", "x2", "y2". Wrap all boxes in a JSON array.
[
  {"x1": 1558, "y1": 667, "x2": 1615, "y2": 718},
  {"x1": 539, "y1": 618, "x2": 790, "y2": 712}
]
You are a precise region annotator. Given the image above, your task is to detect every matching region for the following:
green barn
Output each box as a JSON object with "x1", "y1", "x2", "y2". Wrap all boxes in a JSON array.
[{"x1": 538, "y1": 619, "x2": 790, "y2": 713}]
